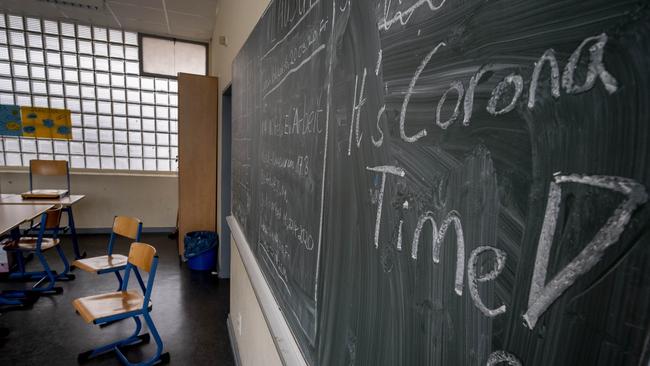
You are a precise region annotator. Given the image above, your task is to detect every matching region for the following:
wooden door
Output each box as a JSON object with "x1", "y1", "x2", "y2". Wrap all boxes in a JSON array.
[{"x1": 178, "y1": 73, "x2": 218, "y2": 256}]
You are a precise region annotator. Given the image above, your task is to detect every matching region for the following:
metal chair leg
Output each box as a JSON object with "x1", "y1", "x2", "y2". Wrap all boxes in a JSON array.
[
  {"x1": 54, "y1": 245, "x2": 75, "y2": 281},
  {"x1": 65, "y1": 207, "x2": 86, "y2": 259},
  {"x1": 78, "y1": 316, "x2": 151, "y2": 364},
  {"x1": 114, "y1": 312, "x2": 167, "y2": 366},
  {"x1": 32, "y1": 251, "x2": 63, "y2": 294},
  {"x1": 115, "y1": 271, "x2": 124, "y2": 291}
]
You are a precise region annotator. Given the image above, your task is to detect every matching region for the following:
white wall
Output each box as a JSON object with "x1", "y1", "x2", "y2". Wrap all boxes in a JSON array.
[
  {"x1": 230, "y1": 242, "x2": 283, "y2": 366},
  {"x1": 210, "y1": 0, "x2": 281, "y2": 364},
  {"x1": 0, "y1": 171, "x2": 177, "y2": 230}
]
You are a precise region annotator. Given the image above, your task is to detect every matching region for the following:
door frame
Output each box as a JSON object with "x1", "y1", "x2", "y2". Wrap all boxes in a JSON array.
[{"x1": 219, "y1": 83, "x2": 233, "y2": 278}]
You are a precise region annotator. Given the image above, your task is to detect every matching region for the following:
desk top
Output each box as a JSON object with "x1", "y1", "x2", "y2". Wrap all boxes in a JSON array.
[
  {"x1": 0, "y1": 193, "x2": 85, "y2": 206},
  {"x1": 0, "y1": 204, "x2": 54, "y2": 235}
]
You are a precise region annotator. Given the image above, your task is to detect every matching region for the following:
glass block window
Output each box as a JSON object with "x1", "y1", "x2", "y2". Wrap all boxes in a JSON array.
[
  {"x1": 140, "y1": 35, "x2": 207, "y2": 77},
  {"x1": 0, "y1": 13, "x2": 178, "y2": 172}
]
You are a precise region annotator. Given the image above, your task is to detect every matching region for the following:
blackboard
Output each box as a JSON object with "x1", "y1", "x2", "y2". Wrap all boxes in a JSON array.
[{"x1": 231, "y1": 0, "x2": 650, "y2": 365}]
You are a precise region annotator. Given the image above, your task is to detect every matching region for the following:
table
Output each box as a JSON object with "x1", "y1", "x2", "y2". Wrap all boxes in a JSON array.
[
  {"x1": 0, "y1": 203, "x2": 54, "y2": 307},
  {"x1": 0, "y1": 194, "x2": 86, "y2": 259},
  {"x1": 0, "y1": 194, "x2": 84, "y2": 206},
  {"x1": 0, "y1": 204, "x2": 54, "y2": 236}
]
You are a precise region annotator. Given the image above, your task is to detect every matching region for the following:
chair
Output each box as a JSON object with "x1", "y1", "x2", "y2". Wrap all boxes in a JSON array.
[
  {"x1": 72, "y1": 216, "x2": 146, "y2": 291},
  {"x1": 25, "y1": 159, "x2": 86, "y2": 259},
  {"x1": 73, "y1": 242, "x2": 169, "y2": 365},
  {"x1": 29, "y1": 159, "x2": 70, "y2": 194},
  {"x1": 2, "y1": 205, "x2": 74, "y2": 294}
]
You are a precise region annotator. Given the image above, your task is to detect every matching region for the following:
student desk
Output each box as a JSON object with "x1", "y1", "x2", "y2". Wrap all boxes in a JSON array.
[
  {"x1": 0, "y1": 204, "x2": 54, "y2": 236},
  {"x1": 0, "y1": 194, "x2": 86, "y2": 259},
  {"x1": 0, "y1": 203, "x2": 54, "y2": 307}
]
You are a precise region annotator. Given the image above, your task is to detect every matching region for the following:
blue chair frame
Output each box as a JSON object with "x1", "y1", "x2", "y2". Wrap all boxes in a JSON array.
[
  {"x1": 77, "y1": 244, "x2": 169, "y2": 365},
  {"x1": 4, "y1": 206, "x2": 74, "y2": 293},
  {"x1": 1, "y1": 231, "x2": 38, "y2": 309},
  {"x1": 104, "y1": 219, "x2": 146, "y2": 292},
  {"x1": 0, "y1": 290, "x2": 38, "y2": 309}
]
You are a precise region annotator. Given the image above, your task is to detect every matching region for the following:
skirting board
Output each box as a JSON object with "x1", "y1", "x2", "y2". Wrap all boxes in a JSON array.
[
  {"x1": 226, "y1": 216, "x2": 307, "y2": 366},
  {"x1": 227, "y1": 314, "x2": 242, "y2": 366}
]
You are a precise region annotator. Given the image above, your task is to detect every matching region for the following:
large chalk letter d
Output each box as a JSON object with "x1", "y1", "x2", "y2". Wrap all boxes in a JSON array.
[{"x1": 523, "y1": 174, "x2": 647, "y2": 329}]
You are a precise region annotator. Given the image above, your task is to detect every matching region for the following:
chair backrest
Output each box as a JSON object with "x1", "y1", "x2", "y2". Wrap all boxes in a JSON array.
[
  {"x1": 30, "y1": 160, "x2": 68, "y2": 176},
  {"x1": 43, "y1": 205, "x2": 63, "y2": 230},
  {"x1": 35, "y1": 205, "x2": 63, "y2": 249},
  {"x1": 113, "y1": 216, "x2": 142, "y2": 240},
  {"x1": 121, "y1": 242, "x2": 159, "y2": 308},
  {"x1": 107, "y1": 216, "x2": 142, "y2": 255},
  {"x1": 127, "y1": 242, "x2": 156, "y2": 273},
  {"x1": 29, "y1": 160, "x2": 70, "y2": 193}
]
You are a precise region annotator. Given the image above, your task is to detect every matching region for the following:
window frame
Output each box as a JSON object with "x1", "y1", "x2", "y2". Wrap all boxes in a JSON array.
[{"x1": 138, "y1": 33, "x2": 209, "y2": 79}]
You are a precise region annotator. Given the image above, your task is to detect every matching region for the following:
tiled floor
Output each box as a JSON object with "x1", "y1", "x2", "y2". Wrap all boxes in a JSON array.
[{"x1": 0, "y1": 233, "x2": 234, "y2": 365}]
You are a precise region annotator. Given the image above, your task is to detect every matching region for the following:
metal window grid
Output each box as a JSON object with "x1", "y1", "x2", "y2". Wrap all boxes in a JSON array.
[{"x1": 0, "y1": 13, "x2": 179, "y2": 172}]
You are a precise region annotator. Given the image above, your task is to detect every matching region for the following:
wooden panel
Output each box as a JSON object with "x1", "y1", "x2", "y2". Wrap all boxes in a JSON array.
[
  {"x1": 43, "y1": 205, "x2": 63, "y2": 229},
  {"x1": 128, "y1": 242, "x2": 156, "y2": 273},
  {"x1": 178, "y1": 73, "x2": 218, "y2": 255},
  {"x1": 30, "y1": 160, "x2": 68, "y2": 176},
  {"x1": 73, "y1": 254, "x2": 128, "y2": 273},
  {"x1": 113, "y1": 216, "x2": 141, "y2": 239},
  {"x1": 73, "y1": 291, "x2": 144, "y2": 323}
]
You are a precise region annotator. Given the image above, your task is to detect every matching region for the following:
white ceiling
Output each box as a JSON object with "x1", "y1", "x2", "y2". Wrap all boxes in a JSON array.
[{"x1": 0, "y1": 0, "x2": 218, "y2": 42}]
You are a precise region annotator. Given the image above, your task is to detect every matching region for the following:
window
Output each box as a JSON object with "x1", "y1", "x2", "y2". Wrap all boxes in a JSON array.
[
  {"x1": 0, "y1": 14, "x2": 178, "y2": 172},
  {"x1": 140, "y1": 34, "x2": 207, "y2": 78}
]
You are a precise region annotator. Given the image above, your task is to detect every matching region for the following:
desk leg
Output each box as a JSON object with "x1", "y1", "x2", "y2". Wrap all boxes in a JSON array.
[
  {"x1": 10, "y1": 227, "x2": 30, "y2": 277},
  {"x1": 66, "y1": 206, "x2": 86, "y2": 259}
]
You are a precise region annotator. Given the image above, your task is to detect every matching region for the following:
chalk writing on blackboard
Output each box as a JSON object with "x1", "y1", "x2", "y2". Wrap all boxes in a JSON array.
[
  {"x1": 468, "y1": 246, "x2": 507, "y2": 317},
  {"x1": 379, "y1": 0, "x2": 447, "y2": 31},
  {"x1": 372, "y1": 104, "x2": 385, "y2": 147},
  {"x1": 232, "y1": 1, "x2": 650, "y2": 364},
  {"x1": 375, "y1": 49, "x2": 382, "y2": 76},
  {"x1": 348, "y1": 68, "x2": 367, "y2": 156},
  {"x1": 399, "y1": 42, "x2": 446, "y2": 143},
  {"x1": 391, "y1": 33, "x2": 619, "y2": 142},
  {"x1": 435, "y1": 81, "x2": 464, "y2": 129},
  {"x1": 487, "y1": 350, "x2": 522, "y2": 366},
  {"x1": 523, "y1": 174, "x2": 647, "y2": 328},
  {"x1": 366, "y1": 165, "x2": 406, "y2": 248},
  {"x1": 527, "y1": 48, "x2": 560, "y2": 109},
  {"x1": 410, "y1": 210, "x2": 465, "y2": 296}
]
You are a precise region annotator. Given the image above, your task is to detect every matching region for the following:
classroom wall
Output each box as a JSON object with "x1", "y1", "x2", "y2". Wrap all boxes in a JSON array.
[
  {"x1": 0, "y1": 171, "x2": 177, "y2": 230},
  {"x1": 230, "y1": 242, "x2": 283, "y2": 366},
  {"x1": 209, "y1": 0, "x2": 278, "y2": 364}
]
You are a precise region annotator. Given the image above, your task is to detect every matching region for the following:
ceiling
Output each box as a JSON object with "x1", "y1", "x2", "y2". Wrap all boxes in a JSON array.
[{"x1": 0, "y1": 0, "x2": 218, "y2": 42}]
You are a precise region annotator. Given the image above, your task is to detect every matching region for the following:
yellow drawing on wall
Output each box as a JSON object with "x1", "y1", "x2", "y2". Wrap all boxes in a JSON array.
[{"x1": 20, "y1": 107, "x2": 72, "y2": 140}]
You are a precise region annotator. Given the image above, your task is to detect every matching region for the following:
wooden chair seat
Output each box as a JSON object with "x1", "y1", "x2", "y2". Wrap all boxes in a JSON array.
[
  {"x1": 73, "y1": 254, "x2": 128, "y2": 273},
  {"x1": 3, "y1": 237, "x2": 60, "y2": 251},
  {"x1": 73, "y1": 291, "x2": 146, "y2": 323}
]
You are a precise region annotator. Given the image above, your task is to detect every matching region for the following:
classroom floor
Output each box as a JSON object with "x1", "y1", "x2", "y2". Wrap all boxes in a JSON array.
[{"x1": 0, "y1": 233, "x2": 235, "y2": 366}]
